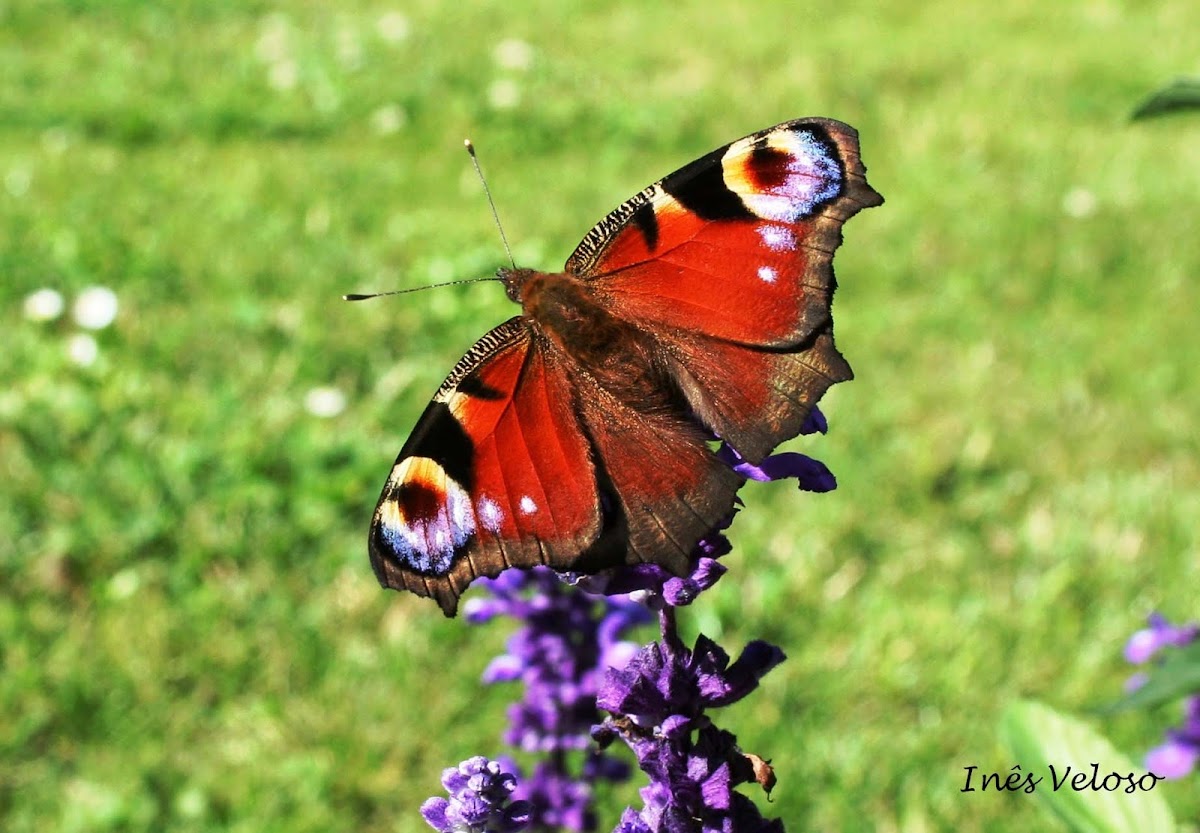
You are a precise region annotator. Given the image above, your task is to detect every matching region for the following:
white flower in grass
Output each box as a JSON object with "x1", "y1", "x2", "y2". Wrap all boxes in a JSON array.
[
  {"x1": 1062, "y1": 187, "x2": 1097, "y2": 218},
  {"x1": 42, "y1": 127, "x2": 71, "y2": 156},
  {"x1": 305, "y1": 204, "x2": 331, "y2": 236},
  {"x1": 370, "y1": 103, "x2": 407, "y2": 135},
  {"x1": 256, "y1": 13, "x2": 292, "y2": 63},
  {"x1": 24, "y1": 288, "x2": 64, "y2": 322},
  {"x1": 108, "y1": 568, "x2": 140, "y2": 600},
  {"x1": 268, "y1": 59, "x2": 299, "y2": 91},
  {"x1": 6, "y1": 165, "x2": 32, "y2": 197},
  {"x1": 493, "y1": 39, "x2": 534, "y2": 72},
  {"x1": 487, "y1": 79, "x2": 521, "y2": 110},
  {"x1": 376, "y1": 12, "x2": 410, "y2": 44},
  {"x1": 73, "y1": 286, "x2": 118, "y2": 330},
  {"x1": 335, "y1": 25, "x2": 364, "y2": 71},
  {"x1": 66, "y1": 333, "x2": 98, "y2": 367},
  {"x1": 305, "y1": 386, "x2": 346, "y2": 418}
]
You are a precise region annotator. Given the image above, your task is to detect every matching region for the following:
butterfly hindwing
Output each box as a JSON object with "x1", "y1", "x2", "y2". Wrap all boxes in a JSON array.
[{"x1": 570, "y1": 370, "x2": 744, "y2": 575}]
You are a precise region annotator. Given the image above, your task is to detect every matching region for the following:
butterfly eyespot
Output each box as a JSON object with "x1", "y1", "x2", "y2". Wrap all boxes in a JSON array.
[
  {"x1": 757, "y1": 266, "x2": 778, "y2": 284},
  {"x1": 518, "y1": 495, "x2": 538, "y2": 515},
  {"x1": 722, "y1": 128, "x2": 842, "y2": 222},
  {"x1": 376, "y1": 456, "x2": 476, "y2": 574}
]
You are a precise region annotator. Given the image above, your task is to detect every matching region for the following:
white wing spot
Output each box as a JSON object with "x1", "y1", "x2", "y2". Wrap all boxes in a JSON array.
[
  {"x1": 519, "y1": 495, "x2": 538, "y2": 515},
  {"x1": 757, "y1": 265, "x2": 777, "y2": 283},
  {"x1": 477, "y1": 496, "x2": 504, "y2": 532},
  {"x1": 758, "y1": 224, "x2": 796, "y2": 252}
]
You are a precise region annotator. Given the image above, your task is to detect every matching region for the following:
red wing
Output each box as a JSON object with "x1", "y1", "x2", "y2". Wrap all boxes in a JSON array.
[
  {"x1": 368, "y1": 318, "x2": 603, "y2": 616},
  {"x1": 566, "y1": 118, "x2": 882, "y2": 348},
  {"x1": 564, "y1": 118, "x2": 880, "y2": 462}
]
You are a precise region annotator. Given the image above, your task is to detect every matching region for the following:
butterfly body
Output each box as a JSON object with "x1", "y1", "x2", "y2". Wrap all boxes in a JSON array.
[{"x1": 368, "y1": 118, "x2": 882, "y2": 615}]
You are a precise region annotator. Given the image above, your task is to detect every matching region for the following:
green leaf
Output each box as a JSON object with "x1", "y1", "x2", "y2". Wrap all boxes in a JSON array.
[
  {"x1": 1111, "y1": 642, "x2": 1200, "y2": 713},
  {"x1": 1001, "y1": 701, "x2": 1176, "y2": 833},
  {"x1": 1131, "y1": 76, "x2": 1200, "y2": 120}
]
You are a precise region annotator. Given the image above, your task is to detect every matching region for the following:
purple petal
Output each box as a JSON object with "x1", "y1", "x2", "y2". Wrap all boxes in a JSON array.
[
  {"x1": 1124, "y1": 628, "x2": 1159, "y2": 664},
  {"x1": 693, "y1": 531, "x2": 733, "y2": 560},
  {"x1": 1126, "y1": 613, "x2": 1200, "y2": 663},
  {"x1": 615, "y1": 807, "x2": 652, "y2": 833},
  {"x1": 502, "y1": 800, "x2": 534, "y2": 832},
  {"x1": 463, "y1": 595, "x2": 510, "y2": 623},
  {"x1": 420, "y1": 797, "x2": 451, "y2": 832},
  {"x1": 1146, "y1": 737, "x2": 1200, "y2": 779},
  {"x1": 716, "y1": 445, "x2": 837, "y2": 492},
  {"x1": 660, "y1": 714, "x2": 694, "y2": 739},
  {"x1": 748, "y1": 452, "x2": 837, "y2": 492},
  {"x1": 800, "y1": 406, "x2": 828, "y2": 435},
  {"x1": 441, "y1": 764, "x2": 469, "y2": 793},
  {"x1": 714, "y1": 641, "x2": 786, "y2": 706},
  {"x1": 699, "y1": 761, "x2": 733, "y2": 811},
  {"x1": 660, "y1": 803, "x2": 695, "y2": 833},
  {"x1": 1124, "y1": 671, "x2": 1149, "y2": 693},
  {"x1": 583, "y1": 752, "x2": 632, "y2": 782},
  {"x1": 454, "y1": 794, "x2": 493, "y2": 826},
  {"x1": 662, "y1": 559, "x2": 727, "y2": 607},
  {"x1": 598, "y1": 645, "x2": 667, "y2": 715},
  {"x1": 602, "y1": 640, "x2": 643, "y2": 673},
  {"x1": 482, "y1": 653, "x2": 525, "y2": 683},
  {"x1": 1184, "y1": 696, "x2": 1200, "y2": 735}
]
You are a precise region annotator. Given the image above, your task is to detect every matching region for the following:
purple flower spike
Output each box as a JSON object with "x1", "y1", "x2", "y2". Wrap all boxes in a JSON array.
[
  {"x1": 468, "y1": 567, "x2": 647, "y2": 831},
  {"x1": 421, "y1": 756, "x2": 532, "y2": 833},
  {"x1": 598, "y1": 633, "x2": 785, "y2": 722},
  {"x1": 1124, "y1": 612, "x2": 1199, "y2": 664},
  {"x1": 1124, "y1": 614, "x2": 1200, "y2": 780},
  {"x1": 1146, "y1": 696, "x2": 1200, "y2": 779},
  {"x1": 595, "y1": 618, "x2": 787, "y2": 833}
]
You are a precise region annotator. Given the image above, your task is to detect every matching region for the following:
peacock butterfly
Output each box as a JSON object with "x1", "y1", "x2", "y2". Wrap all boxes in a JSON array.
[{"x1": 367, "y1": 118, "x2": 882, "y2": 616}]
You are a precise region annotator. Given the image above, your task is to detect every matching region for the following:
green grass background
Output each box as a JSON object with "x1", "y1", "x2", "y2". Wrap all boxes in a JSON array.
[{"x1": 2, "y1": 1, "x2": 1198, "y2": 831}]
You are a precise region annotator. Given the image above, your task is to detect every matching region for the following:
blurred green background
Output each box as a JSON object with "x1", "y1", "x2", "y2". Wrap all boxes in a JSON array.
[{"x1": 2, "y1": 1, "x2": 1198, "y2": 831}]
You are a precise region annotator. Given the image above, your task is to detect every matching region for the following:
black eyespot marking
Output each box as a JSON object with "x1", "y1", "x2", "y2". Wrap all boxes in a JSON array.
[
  {"x1": 632, "y1": 201, "x2": 659, "y2": 251},
  {"x1": 661, "y1": 146, "x2": 754, "y2": 221},
  {"x1": 457, "y1": 375, "x2": 506, "y2": 401},
  {"x1": 398, "y1": 401, "x2": 475, "y2": 489}
]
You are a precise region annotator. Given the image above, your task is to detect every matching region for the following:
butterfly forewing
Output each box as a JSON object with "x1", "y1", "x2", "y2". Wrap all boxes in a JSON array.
[
  {"x1": 369, "y1": 318, "x2": 604, "y2": 614},
  {"x1": 569, "y1": 119, "x2": 881, "y2": 348},
  {"x1": 566, "y1": 118, "x2": 879, "y2": 462}
]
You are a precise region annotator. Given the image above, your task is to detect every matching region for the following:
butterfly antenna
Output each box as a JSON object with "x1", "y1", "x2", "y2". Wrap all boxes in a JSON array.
[
  {"x1": 343, "y1": 277, "x2": 501, "y2": 302},
  {"x1": 465, "y1": 139, "x2": 516, "y2": 269}
]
